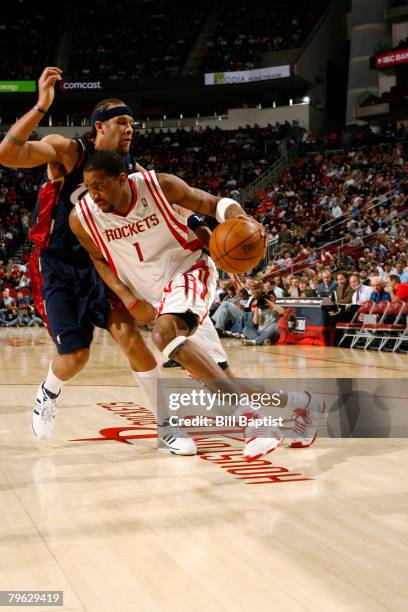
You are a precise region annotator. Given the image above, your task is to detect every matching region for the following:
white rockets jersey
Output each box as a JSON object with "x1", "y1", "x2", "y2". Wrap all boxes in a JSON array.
[{"x1": 75, "y1": 170, "x2": 203, "y2": 305}]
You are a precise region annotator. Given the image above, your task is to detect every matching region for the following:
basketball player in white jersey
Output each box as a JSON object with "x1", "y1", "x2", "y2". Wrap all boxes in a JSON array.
[{"x1": 70, "y1": 151, "x2": 322, "y2": 460}]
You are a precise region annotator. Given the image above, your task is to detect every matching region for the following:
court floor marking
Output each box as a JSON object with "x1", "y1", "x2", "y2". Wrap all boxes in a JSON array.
[
  {"x1": 228, "y1": 345, "x2": 408, "y2": 374},
  {"x1": 2, "y1": 384, "x2": 407, "y2": 402},
  {"x1": 1, "y1": 463, "x2": 87, "y2": 610}
]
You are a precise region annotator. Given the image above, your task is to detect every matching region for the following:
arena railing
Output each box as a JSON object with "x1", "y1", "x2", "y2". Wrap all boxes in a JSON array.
[
  {"x1": 238, "y1": 143, "x2": 300, "y2": 206},
  {"x1": 319, "y1": 187, "x2": 400, "y2": 235}
]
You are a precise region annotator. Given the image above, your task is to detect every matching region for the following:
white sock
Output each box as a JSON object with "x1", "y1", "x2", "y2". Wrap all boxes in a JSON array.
[
  {"x1": 131, "y1": 366, "x2": 161, "y2": 414},
  {"x1": 286, "y1": 391, "x2": 309, "y2": 410},
  {"x1": 44, "y1": 363, "x2": 66, "y2": 396}
]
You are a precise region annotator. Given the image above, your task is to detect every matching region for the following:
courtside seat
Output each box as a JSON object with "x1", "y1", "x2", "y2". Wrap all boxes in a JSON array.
[
  {"x1": 336, "y1": 301, "x2": 373, "y2": 346},
  {"x1": 351, "y1": 301, "x2": 390, "y2": 349},
  {"x1": 377, "y1": 303, "x2": 408, "y2": 352}
]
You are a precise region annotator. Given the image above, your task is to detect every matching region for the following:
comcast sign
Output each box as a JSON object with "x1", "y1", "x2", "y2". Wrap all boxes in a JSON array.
[{"x1": 60, "y1": 81, "x2": 103, "y2": 91}]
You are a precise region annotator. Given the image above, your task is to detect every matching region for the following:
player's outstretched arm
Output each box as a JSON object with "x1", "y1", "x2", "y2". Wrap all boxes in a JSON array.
[
  {"x1": 157, "y1": 173, "x2": 266, "y2": 244},
  {"x1": 157, "y1": 173, "x2": 243, "y2": 218},
  {"x1": 0, "y1": 67, "x2": 76, "y2": 169},
  {"x1": 69, "y1": 209, "x2": 156, "y2": 323}
]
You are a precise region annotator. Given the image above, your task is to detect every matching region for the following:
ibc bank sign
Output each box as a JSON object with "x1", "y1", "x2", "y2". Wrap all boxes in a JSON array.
[
  {"x1": 376, "y1": 49, "x2": 408, "y2": 69},
  {"x1": 60, "y1": 80, "x2": 103, "y2": 91}
]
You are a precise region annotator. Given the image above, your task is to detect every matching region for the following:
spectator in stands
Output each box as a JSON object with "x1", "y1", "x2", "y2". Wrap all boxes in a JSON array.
[
  {"x1": 331, "y1": 202, "x2": 343, "y2": 218},
  {"x1": 282, "y1": 250, "x2": 293, "y2": 270},
  {"x1": 283, "y1": 275, "x2": 300, "y2": 298},
  {"x1": 16, "y1": 292, "x2": 30, "y2": 326},
  {"x1": 222, "y1": 283, "x2": 241, "y2": 306},
  {"x1": 2, "y1": 288, "x2": 15, "y2": 307},
  {"x1": 17, "y1": 272, "x2": 30, "y2": 289},
  {"x1": 271, "y1": 278, "x2": 284, "y2": 298},
  {"x1": 395, "y1": 260, "x2": 408, "y2": 283},
  {"x1": 304, "y1": 276, "x2": 320, "y2": 297},
  {"x1": 382, "y1": 262, "x2": 394, "y2": 277},
  {"x1": 226, "y1": 281, "x2": 274, "y2": 338},
  {"x1": 212, "y1": 287, "x2": 249, "y2": 336},
  {"x1": 335, "y1": 272, "x2": 353, "y2": 304},
  {"x1": 15, "y1": 291, "x2": 40, "y2": 326},
  {"x1": 23, "y1": 304, "x2": 44, "y2": 327},
  {"x1": 16, "y1": 290, "x2": 30, "y2": 306},
  {"x1": 279, "y1": 224, "x2": 292, "y2": 245},
  {"x1": 318, "y1": 269, "x2": 337, "y2": 295},
  {"x1": 369, "y1": 277, "x2": 391, "y2": 303},
  {"x1": 241, "y1": 293, "x2": 284, "y2": 346},
  {"x1": 210, "y1": 279, "x2": 229, "y2": 317},
  {"x1": 298, "y1": 278, "x2": 309, "y2": 298},
  {"x1": 385, "y1": 274, "x2": 408, "y2": 303},
  {"x1": 350, "y1": 274, "x2": 373, "y2": 304},
  {"x1": 359, "y1": 269, "x2": 371, "y2": 286},
  {"x1": 320, "y1": 250, "x2": 334, "y2": 266},
  {"x1": 340, "y1": 253, "x2": 355, "y2": 269},
  {"x1": 1, "y1": 302, "x2": 19, "y2": 326}
]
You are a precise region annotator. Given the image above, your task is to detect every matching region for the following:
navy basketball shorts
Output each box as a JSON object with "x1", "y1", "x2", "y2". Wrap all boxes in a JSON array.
[{"x1": 39, "y1": 254, "x2": 110, "y2": 355}]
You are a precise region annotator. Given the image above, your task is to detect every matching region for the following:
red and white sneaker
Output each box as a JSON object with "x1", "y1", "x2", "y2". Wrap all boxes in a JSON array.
[
  {"x1": 243, "y1": 424, "x2": 284, "y2": 462},
  {"x1": 288, "y1": 392, "x2": 325, "y2": 448}
]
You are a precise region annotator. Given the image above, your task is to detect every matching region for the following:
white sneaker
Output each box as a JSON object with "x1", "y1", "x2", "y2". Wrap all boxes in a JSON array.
[
  {"x1": 243, "y1": 424, "x2": 284, "y2": 461},
  {"x1": 289, "y1": 392, "x2": 326, "y2": 448},
  {"x1": 32, "y1": 382, "x2": 60, "y2": 439},
  {"x1": 157, "y1": 420, "x2": 197, "y2": 455}
]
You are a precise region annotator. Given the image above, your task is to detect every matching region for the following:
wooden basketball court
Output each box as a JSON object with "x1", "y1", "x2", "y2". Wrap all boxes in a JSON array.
[{"x1": 0, "y1": 327, "x2": 407, "y2": 611}]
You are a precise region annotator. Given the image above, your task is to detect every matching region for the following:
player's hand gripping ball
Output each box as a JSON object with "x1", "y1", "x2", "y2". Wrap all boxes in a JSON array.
[{"x1": 209, "y1": 217, "x2": 266, "y2": 273}]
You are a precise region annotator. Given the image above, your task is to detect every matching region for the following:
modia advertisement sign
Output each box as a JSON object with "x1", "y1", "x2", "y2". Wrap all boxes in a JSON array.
[{"x1": 205, "y1": 65, "x2": 290, "y2": 85}]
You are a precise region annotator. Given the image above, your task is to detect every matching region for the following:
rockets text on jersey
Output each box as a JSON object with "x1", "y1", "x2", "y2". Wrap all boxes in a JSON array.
[{"x1": 75, "y1": 170, "x2": 205, "y2": 305}]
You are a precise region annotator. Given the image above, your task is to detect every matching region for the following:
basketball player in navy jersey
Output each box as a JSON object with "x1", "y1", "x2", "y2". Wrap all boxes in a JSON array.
[{"x1": 0, "y1": 66, "x2": 199, "y2": 454}]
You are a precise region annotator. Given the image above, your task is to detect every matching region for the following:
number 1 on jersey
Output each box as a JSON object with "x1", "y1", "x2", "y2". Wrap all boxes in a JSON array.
[{"x1": 133, "y1": 241, "x2": 144, "y2": 262}]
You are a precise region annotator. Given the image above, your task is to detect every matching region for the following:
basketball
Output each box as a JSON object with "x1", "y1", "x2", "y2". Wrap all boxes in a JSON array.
[{"x1": 209, "y1": 218, "x2": 266, "y2": 273}]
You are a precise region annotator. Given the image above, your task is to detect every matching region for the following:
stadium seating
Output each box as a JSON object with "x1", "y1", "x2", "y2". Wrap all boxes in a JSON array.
[
  {"x1": 0, "y1": 1, "x2": 61, "y2": 79},
  {"x1": 196, "y1": 0, "x2": 329, "y2": 73},
  {"x1": 68, "y1": 0, "x2": 208, "y2": 79}
]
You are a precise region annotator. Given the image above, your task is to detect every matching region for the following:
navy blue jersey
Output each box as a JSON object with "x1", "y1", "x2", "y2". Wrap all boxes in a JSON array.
[{"x1": 29, "y1": 136, "x2": 136, "y2": 264}]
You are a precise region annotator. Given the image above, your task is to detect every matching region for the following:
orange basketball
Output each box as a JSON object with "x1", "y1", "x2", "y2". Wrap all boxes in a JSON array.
[{"x1": 209, "y1": 218, "x2": 266, "y2": 273}]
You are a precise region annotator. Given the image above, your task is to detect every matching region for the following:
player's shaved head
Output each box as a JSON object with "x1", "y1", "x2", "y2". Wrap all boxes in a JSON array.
[{"x1": 84, "y1": 150, "x2": 126, "y2": 177}]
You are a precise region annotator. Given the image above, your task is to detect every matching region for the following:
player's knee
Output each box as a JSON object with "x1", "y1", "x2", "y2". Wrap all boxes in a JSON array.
[
  {"x1": 65, "y1": 349, "x2": 89, "y2": 371},
  {"x1": 151, "y1": 328, "x2": 172, "y2": 352},
  {"x1": 119, "y1": 327, "x2": 143, "y2": 351}
]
